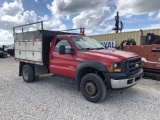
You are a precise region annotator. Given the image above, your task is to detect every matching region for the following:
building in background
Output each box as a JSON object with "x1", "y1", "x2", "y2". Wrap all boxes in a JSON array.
[{"x1": 91, "y1": 29, "x2": 160, "y2": 48}]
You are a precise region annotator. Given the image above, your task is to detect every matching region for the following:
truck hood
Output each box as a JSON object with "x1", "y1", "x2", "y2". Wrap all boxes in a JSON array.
[{"x1": 83, "y1": 49, "x2": 138, "y2": 62}]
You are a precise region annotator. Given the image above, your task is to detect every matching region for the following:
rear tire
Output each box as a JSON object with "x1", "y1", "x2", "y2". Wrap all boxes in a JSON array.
[
  {"x1": 80, "y1": 73, "x2": 106, "y2": 103},
  {"x1": 22, "y1": 64, "x2": 35, "y2": 83}
]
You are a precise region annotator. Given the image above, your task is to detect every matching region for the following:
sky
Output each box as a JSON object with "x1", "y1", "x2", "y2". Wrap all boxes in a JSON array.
[{"x1": 0, "y1": 0, "x2": 160, "y2": 45}]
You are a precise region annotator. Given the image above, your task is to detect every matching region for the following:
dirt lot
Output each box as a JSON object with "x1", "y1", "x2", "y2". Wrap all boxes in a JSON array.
[{"x1": 0, "y1": 57, "x2": 160, "y2": 120}]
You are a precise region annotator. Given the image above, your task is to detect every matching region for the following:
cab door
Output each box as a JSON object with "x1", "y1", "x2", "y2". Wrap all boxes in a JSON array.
[{"x1": 49, "y1": 37, "x2": 77, "y2": 78}]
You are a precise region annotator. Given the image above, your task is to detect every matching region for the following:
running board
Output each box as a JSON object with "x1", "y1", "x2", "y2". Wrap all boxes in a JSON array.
[{"x1": 51, "y1": 75, "x2": 77, "y2": 85}]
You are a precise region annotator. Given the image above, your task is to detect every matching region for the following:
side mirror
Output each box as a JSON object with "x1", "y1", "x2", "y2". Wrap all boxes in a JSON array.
[
  {"x1": 59, "y1": 45, "x2": 74, "y2": 55},
  {"x1": 59, "y1": 45, "x2": 65, "y2": 54}
]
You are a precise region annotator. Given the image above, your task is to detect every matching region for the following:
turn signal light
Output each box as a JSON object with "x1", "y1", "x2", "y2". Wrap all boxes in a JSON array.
[{"x1": 114, "y1": 69, "x2": 121, "y2": 72}]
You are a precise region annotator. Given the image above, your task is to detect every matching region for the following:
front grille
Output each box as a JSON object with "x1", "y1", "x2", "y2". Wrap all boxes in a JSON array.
[{"x1": 125, "y1": 57, "x2": 141, "y2": 75}]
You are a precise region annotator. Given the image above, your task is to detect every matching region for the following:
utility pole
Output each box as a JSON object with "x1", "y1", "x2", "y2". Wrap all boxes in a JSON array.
[{"x1": 112, "y1": 11, "x2": 123, "y2": 33}]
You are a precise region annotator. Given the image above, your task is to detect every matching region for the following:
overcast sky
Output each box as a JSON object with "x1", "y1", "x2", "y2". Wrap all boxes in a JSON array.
[{"x1": 0, "y1": 0, "x2": 160, "y2": 45}]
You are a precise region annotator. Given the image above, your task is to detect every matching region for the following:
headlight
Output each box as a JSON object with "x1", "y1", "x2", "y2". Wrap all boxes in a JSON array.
[
  {"x1": 109, "y1": 62, "x2": 122, "y2": 73},
  {"x1": 114, "y1": 63, "x2": 117, "y2": 68}
]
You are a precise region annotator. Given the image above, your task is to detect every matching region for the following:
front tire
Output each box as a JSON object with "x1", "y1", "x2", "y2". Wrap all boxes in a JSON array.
[
  {"x1": 80, "y1": 73, "x2": 106, "y2": 103},
  {"x1": 22, "y1": 64, "x2": 35, "y2": 83}
]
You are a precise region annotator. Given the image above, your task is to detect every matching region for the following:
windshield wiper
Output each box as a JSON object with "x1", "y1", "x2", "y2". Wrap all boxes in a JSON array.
[
  {"x1": 96, "y1": 47, "x2": 105, "y2": 50},
  {"x1": 80, "y1": 48, "x2": 95, "y2": 51},
  {"x1": 83, "y1": 48, "x2": 105, "y2": 50},
  {"x1": 80, "y1": 48, "x2": 105, "y2": 51},
  {"x1": 86, "y1": 48, "x2": 95, "y2": 50}
]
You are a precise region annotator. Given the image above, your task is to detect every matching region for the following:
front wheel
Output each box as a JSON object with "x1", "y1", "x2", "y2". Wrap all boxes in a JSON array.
[
  {"x1": 22, "y1": 64, "x2": 35, "y2": 83},
  {"x1": 80, "y1": 73, "x2": 106, "y2": 103}
]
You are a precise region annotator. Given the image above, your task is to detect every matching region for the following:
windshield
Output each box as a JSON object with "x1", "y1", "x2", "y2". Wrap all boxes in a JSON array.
[{"x1": 71, "y1": 36, "x2": 105, "y2": 50}]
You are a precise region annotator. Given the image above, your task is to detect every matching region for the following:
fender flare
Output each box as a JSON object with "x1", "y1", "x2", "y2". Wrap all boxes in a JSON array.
[{"x1": 75, "y1": 60, "x2": 109, "y2": 84}]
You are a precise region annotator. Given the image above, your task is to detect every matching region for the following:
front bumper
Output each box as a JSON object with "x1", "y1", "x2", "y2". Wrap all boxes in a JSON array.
[
  {"x1": 111, "y1": 74, "x2": 142, "y2": 89},
  {"x1": 103, "y1": 69, "x2": 143, "y2": 89}
]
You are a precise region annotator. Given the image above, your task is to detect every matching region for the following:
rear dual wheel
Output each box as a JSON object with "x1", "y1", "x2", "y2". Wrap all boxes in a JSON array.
[
  {"x1": 22, "y1": 65, "x2": 39, "y2": 83},
  {"x1": 80, "y1": 73, "x2": 106, "y2": 103}
]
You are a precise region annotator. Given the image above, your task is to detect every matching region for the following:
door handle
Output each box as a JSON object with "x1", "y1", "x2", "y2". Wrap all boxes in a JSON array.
[{"x1": 51, "y1": 55, "x2": 54, "y2": 59}]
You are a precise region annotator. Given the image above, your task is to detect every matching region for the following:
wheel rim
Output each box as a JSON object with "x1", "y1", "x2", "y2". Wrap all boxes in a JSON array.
[
  {"x1": 23, "y1": 68, "x2": 29, "y2": 80},
  {"x1": 85, "y1": 81, "x2": 98, "y2": 96}
]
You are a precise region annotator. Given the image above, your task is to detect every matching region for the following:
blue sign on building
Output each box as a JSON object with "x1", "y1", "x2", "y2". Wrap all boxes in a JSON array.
[{"x1": 100, "y1": 41, "x2": 116, "y2": 48}]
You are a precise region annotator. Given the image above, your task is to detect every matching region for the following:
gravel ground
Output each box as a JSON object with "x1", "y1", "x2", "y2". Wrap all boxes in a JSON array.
[{"x1": 0, "y1": 57, "x2": 160, "y2": 120}]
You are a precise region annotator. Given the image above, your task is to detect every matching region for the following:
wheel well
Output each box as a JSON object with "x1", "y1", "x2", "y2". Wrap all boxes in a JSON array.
[
  {"x1": 19, "y1": 62, "x2": 34, "y2": 76},
  {"x1": 78, "y1": 67, "x2": 105, "y2": 83}
]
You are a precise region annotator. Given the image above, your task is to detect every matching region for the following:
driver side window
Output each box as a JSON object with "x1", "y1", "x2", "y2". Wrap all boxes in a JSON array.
[{"x1": 54, "y1": 38, "x2": 71, "y2": 53}]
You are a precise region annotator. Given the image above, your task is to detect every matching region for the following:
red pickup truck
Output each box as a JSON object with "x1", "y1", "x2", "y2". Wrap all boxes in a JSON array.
[{"x1": 13, "y1": 22, "x2": 143, "y2": 102}]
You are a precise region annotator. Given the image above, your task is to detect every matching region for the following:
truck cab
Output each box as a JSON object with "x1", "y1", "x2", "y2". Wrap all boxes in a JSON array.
[{"x1": 14, "y1": 22, "x2": 143, "y2": 103}]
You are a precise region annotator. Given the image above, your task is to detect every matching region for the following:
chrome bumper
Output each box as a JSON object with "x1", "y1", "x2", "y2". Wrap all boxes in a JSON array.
[{"x1": 111, "y1": 75, "x2": 142, "y2": 89}]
